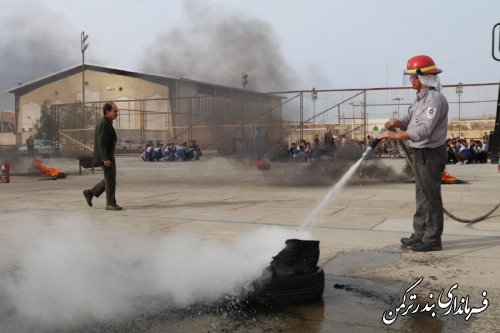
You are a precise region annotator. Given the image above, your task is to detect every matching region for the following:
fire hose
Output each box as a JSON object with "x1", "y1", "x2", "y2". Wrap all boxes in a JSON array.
[
  {"x1": 396, "y1": 141, "x2": 500, "y2": 224},
  {"x1": 368, "y1": 136, "x2": 500, "y2": 223}
]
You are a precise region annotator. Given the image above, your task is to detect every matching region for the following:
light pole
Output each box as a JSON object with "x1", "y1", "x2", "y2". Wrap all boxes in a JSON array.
[
  {"x1": 81, "y1": 31, "x2": 89, "y2": 109},
  {"x1": 240, "y1": 73, "x2": 248, "y2": 140},
  {"x1": 349, "y1": 101, "x2": 365, "y2": 139},
  {"x1": 241, "y1": 73, "x2": 248, "y2": 89},
  {"x1": 361, "y1": 100, "x2": 366, "y2": 141},
  {"x1": 349, "y1": 102, "x2": 356, "y2": 139},
  {"x1": 456, "y1": 83, "x2": 463, "y2": 136},
  {"x1": 311, "y1": 87, "x2": 318, "y2": 134},
  {"x1": 27, "y1": 115, "x2": 35, "y2": 132},
  {"x1": 81, "y1": 31, "x2": 89, "y2": 151},
  {"x1": 392, "y1": 97, "x2": 403, "y2": 119}
]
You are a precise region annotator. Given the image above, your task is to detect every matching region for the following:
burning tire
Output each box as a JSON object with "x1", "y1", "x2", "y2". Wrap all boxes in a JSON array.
[
  {"x1": 250, "y1": 239, "x2": 325, "y2": 306},
  {"x1": 256, "y1": 160, "x2": 271, "y2": 170},
  {"x1": 251, "y1": 267, "x2": 325, "y2": 306}
]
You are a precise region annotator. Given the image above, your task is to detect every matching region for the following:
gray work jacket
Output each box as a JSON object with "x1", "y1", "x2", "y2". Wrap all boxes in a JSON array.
[{"x1": 399, "y1": 88, "x2": 449, "y2": 149}]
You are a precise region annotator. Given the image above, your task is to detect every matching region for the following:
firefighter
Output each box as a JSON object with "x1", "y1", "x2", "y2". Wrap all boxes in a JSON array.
[{"x1": 378, "y1": 55, "x2": 449, "y2": 252}]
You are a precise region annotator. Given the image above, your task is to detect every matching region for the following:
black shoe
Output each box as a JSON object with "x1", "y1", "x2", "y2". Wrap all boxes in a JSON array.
[
  {"x1": 105, "y1": 205, "x2": 123, "y2": 211},
  {"x1": 83, "y1": 190, "x2": 93, "y2": 207},
  {"x1": 410, "y1": 243, "x2": 442, "y2": 252},
  {"x1": 400, "y1": 234, "x2": 421, "y2": 247}
]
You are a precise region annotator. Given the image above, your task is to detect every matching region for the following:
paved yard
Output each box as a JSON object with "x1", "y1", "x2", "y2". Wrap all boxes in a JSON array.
[{"x1": 1, "y1": 154, "x2": 499, "y2": 332}]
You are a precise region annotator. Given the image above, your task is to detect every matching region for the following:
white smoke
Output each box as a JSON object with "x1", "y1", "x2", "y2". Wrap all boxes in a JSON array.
[{"x1": 0, "y1": 215, "x2": 313, "y2": 328}]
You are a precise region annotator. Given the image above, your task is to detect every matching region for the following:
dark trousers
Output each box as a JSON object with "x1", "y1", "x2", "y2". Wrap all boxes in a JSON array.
[
  {"x1": 412, "y1": 146, "x2": 447, "y2": 245},
  {"x1": 90, "y1": 159, "x2": 117, "y2": 206}
]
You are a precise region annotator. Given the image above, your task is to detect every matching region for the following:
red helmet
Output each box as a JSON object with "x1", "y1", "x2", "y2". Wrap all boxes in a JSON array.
[{"x1": 404, "y1": 55, "x2": 442, "y2": 75}]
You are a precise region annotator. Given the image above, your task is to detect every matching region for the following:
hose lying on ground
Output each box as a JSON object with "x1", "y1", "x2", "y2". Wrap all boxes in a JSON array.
[{"x1": 397, "y1": 140, "x2": 500, "y2": 224}]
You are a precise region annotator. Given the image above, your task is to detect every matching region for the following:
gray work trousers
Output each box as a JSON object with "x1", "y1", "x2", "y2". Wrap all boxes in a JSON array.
[
  {"x1": 412, "y1": 146, "x2": 447, "y2": 245},
  {"x1": 90, "y1": 159, "x2": 117, "y2": 206}
]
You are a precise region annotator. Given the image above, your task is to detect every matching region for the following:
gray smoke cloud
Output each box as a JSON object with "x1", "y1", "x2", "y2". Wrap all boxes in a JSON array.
[
  {"x1": 0, "y1": 1, "x2": 76, "y2": 111},
  {"x1": 142, "y1": 1, "x2": 298, "y2": 92}
]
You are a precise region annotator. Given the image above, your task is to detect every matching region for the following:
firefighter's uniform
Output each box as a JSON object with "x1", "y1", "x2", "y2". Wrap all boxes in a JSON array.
[{"x1": 400, "y1": 87, "x2": 449, "y2": 247}]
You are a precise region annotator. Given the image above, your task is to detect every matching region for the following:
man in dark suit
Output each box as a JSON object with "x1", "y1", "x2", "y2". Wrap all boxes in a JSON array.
[
  {"x1": 83, "y1": 102, "x2": 122, "y2": 210},
  {"x1": 26, "y1": 135, "x2": 35, "y2": 157}
]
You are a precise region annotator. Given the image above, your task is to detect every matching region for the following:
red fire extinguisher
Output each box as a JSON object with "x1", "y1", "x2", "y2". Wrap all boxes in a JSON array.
[{"x1": 1, "y1": 160, "x2": 10, "y2": 183}]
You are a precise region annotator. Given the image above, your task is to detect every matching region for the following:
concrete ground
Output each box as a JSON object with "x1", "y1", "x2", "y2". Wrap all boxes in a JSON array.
[{"x1": 0, "y1": 153, "x2": 499, "y2": 332}]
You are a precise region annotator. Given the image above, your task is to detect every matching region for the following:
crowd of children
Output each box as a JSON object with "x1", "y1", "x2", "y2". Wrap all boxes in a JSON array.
[
  {"x1": 446, "y1": 136, "x2": 488, "y2": 164},
  {"x1": 140, "y1": 140, "x2": 202, "y2": 162}
]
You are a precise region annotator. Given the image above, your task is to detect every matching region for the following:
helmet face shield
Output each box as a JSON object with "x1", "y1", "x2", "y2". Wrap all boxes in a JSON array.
[
  {"x1": 402, "y1": 72, "x2": 441, "y2": 91},
  {"x1": 402, "y1": 73, "x2": 419, "y2": 87}
]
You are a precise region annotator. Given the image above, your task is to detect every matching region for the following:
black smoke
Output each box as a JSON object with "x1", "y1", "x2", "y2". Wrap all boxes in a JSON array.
[
  {"x1": 142, "y1": 1, "x2": 298, "y2": 92},
  {"x1": 0, "y1": 1, "x2": 76, "y2": 111}
]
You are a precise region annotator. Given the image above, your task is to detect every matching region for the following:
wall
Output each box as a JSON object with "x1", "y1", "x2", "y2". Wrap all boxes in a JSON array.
[
  {"x1": 16, "y1": 70, "x2": 170, "y2": 144},
  {"x1": 0, "y1": 133, "x2": 16, "y2": 146}
]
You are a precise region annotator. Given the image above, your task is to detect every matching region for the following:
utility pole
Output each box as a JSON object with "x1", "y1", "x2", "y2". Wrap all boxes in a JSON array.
[
  {"x1": 241, "y1": 73, "x2": 248, "y2": 89},
  {"x1": 81, "y1": 31, "x2": 89, "y2": 109},
  {"x1": 299, "y1": 92, "x2": 304, "y2": 141},
  {"x1": 349, "y1": 101, "x2": 365, "y2": 140},
  {"x1": 456, "y1": 83, "x2": 463, "y2": 135},
  {"x1": 349, "y1": 102, "x2": 356, "y2": 139},
  {"x1": 311, "y1": 87, "x2": 318, "y2": 137},
  {"x1": 240, "y1": 73, "x2": 248, "y2": 141},
  {"x1": 362, "y1": 92, "x2": 366, "y2": 141},
  {"x1": 392, "y1": 97, "x2": 403, "y2": 119},
  {"x1": 81, "y1": 31, "x2": 89, "y2": 151}
]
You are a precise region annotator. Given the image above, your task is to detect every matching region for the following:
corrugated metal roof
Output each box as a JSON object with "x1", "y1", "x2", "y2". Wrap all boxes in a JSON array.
[
  {"x1": 6, "y1": 64, "x2": 278, "y2": 97},
  {"x1": 6, "y1": 63, "x2": 177, "y2": 94}
]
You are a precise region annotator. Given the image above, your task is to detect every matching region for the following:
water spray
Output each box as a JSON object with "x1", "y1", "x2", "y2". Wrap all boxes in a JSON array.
[{"x1": 300, "y1": 133, "x2": 385, "y2": 230}]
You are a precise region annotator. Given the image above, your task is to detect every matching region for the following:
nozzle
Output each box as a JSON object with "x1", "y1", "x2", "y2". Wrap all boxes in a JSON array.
[
  {"x1": 362, "y1": 128, "x2": 388, "y2": 160},
  {"x1": 370, "y1": 128, "x2": 387, "y2": 149}
]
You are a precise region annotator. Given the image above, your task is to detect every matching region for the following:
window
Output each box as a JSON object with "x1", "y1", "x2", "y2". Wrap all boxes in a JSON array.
[{"x1": 198, "y1": 84, "x2": 215, "y2": 96}]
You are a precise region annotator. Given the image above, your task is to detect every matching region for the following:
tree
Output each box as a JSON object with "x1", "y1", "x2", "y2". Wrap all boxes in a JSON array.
[
  {"x1": 34, "y1": 100, "x2": 52, "y2": 140},
  {"x1": 57, "y1": 103, "x2": 98, "y2": 150}
]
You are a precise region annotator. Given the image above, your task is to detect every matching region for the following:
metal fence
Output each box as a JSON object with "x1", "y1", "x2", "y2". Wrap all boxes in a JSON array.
[
  {"x1": 50, "y1": 82, "x2": 499, "y2": 154},
  {"x1": 269, "y1": 82, "x2": 500, "y2": 143},
  {"x1": 50, "y1": 95, "x2": 288, "y2": 154}
]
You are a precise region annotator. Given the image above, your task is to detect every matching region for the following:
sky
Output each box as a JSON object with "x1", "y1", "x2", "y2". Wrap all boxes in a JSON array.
[{"x1": 0, "y1": 0, "x2": 499, "y2": 112}]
